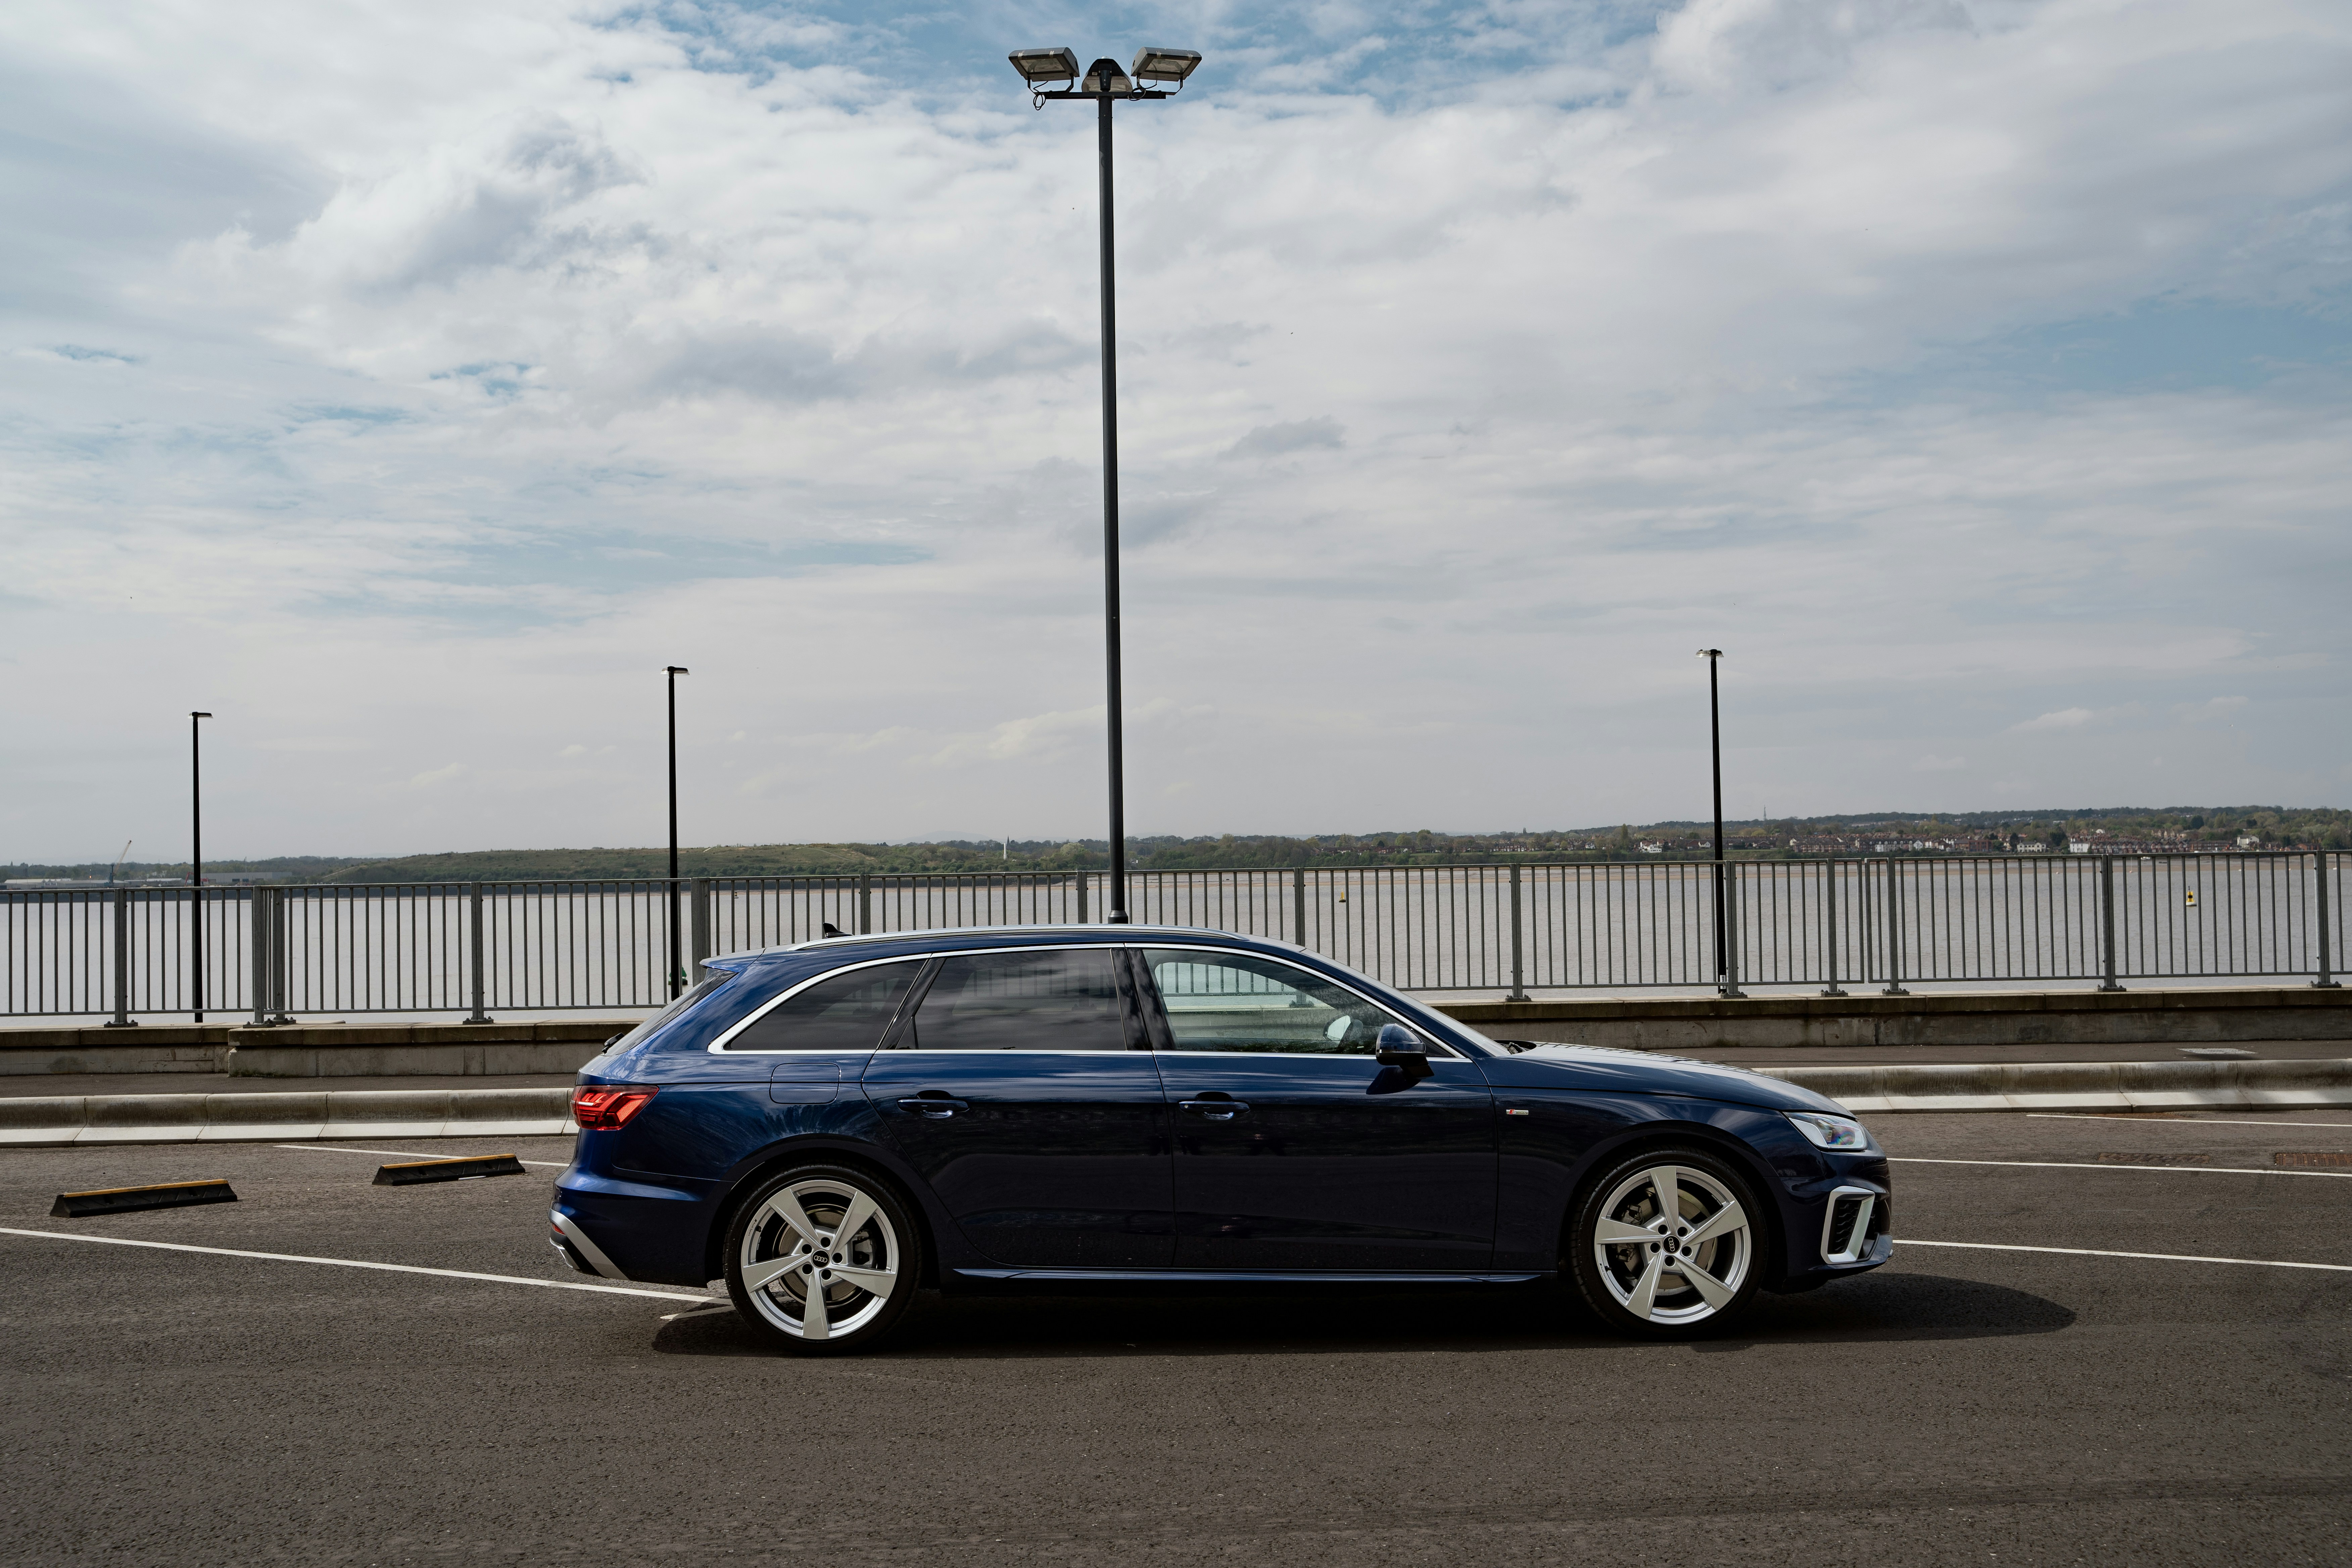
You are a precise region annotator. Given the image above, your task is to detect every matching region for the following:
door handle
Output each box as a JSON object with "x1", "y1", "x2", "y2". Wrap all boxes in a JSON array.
[
  {"x1": 899, "y1": 1097, "x2": 969, "y2": 1119},
  {"x1": 1180, "y1": 1099, "x2": 1250, "y2": 1121}
]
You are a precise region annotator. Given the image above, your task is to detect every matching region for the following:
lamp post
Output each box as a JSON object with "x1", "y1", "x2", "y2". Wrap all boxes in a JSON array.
[
  {"x1": 191, "y1": 711, "x2": 212, "y2": 1022},
  {"x1": 1696, "y1": 650, "x2": 1740, "y2": 998},
  {"x1": 665, "y1": 666, "x2": 689, "y2": 998},
  {"x1": 1008, "y1": 45, "x2": 1202, "y2": 924}
]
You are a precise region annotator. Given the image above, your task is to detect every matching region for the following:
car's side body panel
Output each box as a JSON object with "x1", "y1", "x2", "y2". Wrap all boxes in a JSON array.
[
  {"x1": 860, "y1": 1049, "x2": 1177, "y2": 1268},
  {"x1": 1156, "y1": 1051, "x2": 1497, "y2": 1270}
]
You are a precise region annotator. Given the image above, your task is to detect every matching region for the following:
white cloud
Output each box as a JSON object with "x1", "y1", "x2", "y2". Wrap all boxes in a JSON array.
[
  {"x1": 2176, "y1": 695, "x2": 2249, "y2": 723},
  {"x1": 1, "y1": 0, "x2": 2348, "y2": 859},
  {"x1": 1913, "y1": 754, "x2": 1967, "y2": 771},
  {"x1": 2012, "y1": 708, "x2": 2097, "y2": 733}
]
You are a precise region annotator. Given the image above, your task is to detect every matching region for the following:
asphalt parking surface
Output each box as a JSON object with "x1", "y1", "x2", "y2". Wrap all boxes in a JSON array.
[{"x1": 4, "y1": 1112, "x2": 2350, "y2": 1566}]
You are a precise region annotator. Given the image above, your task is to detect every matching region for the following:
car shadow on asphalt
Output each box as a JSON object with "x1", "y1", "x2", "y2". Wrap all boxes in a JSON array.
[{"x1": 649, "y1": 1269, "x2": 2073, "y2": 1360}]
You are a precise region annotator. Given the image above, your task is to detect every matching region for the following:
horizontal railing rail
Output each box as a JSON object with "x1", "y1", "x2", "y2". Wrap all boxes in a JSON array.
[{"x1": 3, "y1": 853, "x2": 2340, "y2": 1019}]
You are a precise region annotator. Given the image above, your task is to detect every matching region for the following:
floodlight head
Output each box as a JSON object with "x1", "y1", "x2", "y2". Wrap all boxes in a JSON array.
[
  {"x1": 666, "y1": 665, "x2": 690, "y2": 675},
  {"x1": 1696, "y1": 648, "x2": 1723, "y2": 658},
  {"x1": 1081, "y1": 56, "x2": 1133, "y2": 94},
  {"x1": 192, "y1": 711, "x2": 213, "y2": 718},
  {"x1": 1009, "y1": 47, "x2": 1081, "y2": 85},
  {"x1": 1130, "y1": 47, "x2": 1201, "y2": 84}
]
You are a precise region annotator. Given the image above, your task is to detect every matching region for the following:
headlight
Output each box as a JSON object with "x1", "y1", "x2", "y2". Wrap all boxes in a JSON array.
[{"x1": 1786, "y1": 1111, "x2": 1875, "y2": 1152}]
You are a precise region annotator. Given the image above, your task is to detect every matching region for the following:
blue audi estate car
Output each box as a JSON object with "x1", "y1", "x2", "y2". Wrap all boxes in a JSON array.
[{"x1": 551, "y1": 925, "x2": 1891, "y2": 1352}]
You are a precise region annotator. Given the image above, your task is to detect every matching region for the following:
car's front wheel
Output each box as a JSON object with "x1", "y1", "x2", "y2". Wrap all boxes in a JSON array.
[
  {"x1": 1569, "y1": 1146, "x2": 1762, "y2": 1337},
  {"x1": 724, "y1": 1163, "x2": 921, "y2": 1355}
]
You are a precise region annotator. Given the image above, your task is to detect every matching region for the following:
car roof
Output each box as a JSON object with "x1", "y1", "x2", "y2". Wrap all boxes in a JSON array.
[{"x1": 729, "y1": 923, "x2": 1293, "y2": 962}]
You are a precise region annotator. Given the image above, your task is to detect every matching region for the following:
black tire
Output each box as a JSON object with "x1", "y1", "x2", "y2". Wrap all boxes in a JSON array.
[
  {"x1": 1567, "y1": 1144, "x2": 1764, "y2": 1338},
  {"x1": 723, "y1": 1162, "x2": 922, "y2": 1356}
]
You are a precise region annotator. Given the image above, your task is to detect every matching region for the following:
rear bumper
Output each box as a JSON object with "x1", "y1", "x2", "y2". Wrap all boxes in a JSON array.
[{"x1": 552, "y1": 1169, "x2": 721, "y2": 1287}]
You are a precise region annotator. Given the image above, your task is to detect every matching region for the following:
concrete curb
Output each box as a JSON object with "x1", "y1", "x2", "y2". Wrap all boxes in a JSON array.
[
  {"x1": 0, "y1": 1088, "x2": 576, "y2": 1146},
  {"x1": 1760, "y1": 1057, "x2": 2352, "y2": 1113},
  {"x1": 3, "y1": 1060, "x2": 2348, "y2": 1143}
]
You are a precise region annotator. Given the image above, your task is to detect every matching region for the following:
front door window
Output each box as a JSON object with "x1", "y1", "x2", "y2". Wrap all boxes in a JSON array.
[{"x1": 1144, "y1": 952, "x2": 1423, "y2": 1055}]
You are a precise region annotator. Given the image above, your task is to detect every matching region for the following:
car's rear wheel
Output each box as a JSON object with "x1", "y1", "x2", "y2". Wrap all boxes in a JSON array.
[
  {"x1": 1569, "y1": 1146, "x2": 1761, "y2": 1338},
  {"x1": 724, "y1": 1163, "x2": 920, "y2": 1355}
]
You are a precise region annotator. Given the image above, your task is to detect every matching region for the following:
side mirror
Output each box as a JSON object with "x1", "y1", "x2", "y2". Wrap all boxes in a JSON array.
[{"x1": 1374, "y1": 1023, "x2": 1433, "y2": 1082}]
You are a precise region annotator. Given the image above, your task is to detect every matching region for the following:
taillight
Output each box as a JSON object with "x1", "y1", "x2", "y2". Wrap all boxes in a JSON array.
[{"x1": 572, "y1": 1086, "x2": 659, "y2": 1131}]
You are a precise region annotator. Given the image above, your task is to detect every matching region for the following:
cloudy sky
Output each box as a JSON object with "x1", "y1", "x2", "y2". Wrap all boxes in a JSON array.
[{"x1": 3, "y1": 0, "x2": 2347, "y2": 863}]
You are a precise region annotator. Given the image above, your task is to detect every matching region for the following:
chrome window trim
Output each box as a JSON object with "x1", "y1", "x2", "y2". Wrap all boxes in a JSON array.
[
  {"x1": 866, "y1": 1049, "x2": 1155, "y2": 1057},
  {"x1": 706, "y1": 943, "x2": 1129, "y2": 1055},
  {"x1": 1133, "y1": 942, "x2": 1464, "y2": 1060}
]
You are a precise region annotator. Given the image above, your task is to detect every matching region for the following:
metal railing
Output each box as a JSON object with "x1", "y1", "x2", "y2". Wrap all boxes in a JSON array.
[{"x1": 4, "y1": 853, "x2": 2340, "y2": 1020}]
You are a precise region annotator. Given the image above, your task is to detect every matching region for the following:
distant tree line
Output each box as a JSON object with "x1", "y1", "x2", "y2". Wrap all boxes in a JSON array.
[{"x1": 12, "y1": 806, "x2": 2345, "y2": 884}]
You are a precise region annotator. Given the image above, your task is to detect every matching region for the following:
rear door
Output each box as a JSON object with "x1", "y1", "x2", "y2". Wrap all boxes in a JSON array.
[
  {"x1": 859, "y1": 944, "x2": 1174, "y2": 1269},
  {"x1": 1139, "y1": 946, "x2": 1496, "y2": 1272}
]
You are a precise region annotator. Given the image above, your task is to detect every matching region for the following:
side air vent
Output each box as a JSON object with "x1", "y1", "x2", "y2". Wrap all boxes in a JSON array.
[{"x1": 1820, "y1": 1186, "x2": 1879, "y2": 1265}]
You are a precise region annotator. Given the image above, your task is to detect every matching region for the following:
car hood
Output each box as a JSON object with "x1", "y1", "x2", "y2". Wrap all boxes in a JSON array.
[{"x1": 1480, "y1": 1043, "x2": 1851, "y2": 1115}]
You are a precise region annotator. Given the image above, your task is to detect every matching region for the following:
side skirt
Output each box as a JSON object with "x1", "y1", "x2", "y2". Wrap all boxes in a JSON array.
[{"x1": 951, "y1": 1267, "x2": 1553, "y2": 1286}]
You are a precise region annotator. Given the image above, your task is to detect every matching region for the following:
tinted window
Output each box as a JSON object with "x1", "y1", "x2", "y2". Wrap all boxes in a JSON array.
[
  {"x1": 605, "y1": 971, "x2": 734, "y2": 1054},
  {"x1": 726, "y1": 960, "x2": 925, "y2": 1051},
  {"x1": 904, "y1": 948, "x2": 1125, "y2": 1052},
  {"x1": 1142, "y1": 949, "x2": 1421, "y2": 1056}
]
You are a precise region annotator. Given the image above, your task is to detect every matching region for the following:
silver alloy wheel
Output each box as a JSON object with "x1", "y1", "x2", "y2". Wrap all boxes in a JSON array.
[
  {"x1": 736, "y1": 1176, "x2": 900, "y2": 1341},
  {"x1": 1590, "y1": 1162, "x2": 1752, "y2": 1326}
]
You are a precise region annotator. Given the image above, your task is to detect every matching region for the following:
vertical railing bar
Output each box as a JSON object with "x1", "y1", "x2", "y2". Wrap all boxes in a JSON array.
[{"x1": 2098, "y1": 856, "x2": 2123, "y2": 992}]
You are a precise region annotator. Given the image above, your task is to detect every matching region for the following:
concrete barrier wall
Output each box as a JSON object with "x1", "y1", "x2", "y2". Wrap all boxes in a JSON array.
[
  {"x1": 1437, "y1": 985, "x2": 2352, "y2": 1051},
  {"x1": 4, "y1": 985, "x2": 2348, "y2": 1077},
  {"x1": 0, "y1": 1086, "x2": 577, "y2": 1144},
  {"x1": 1760, "y1": 1055, "x2": 2352, "y2": 1113},
  {"x1": 0, "y1": 1019, "x2": 632, "y2": 1077}
]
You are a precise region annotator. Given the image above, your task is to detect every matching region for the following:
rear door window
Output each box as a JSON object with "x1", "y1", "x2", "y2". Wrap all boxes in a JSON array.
[
  {"x1": 725, "y1": 960, "x2": 926, "y2": 1051},
  {"x1": 901, "y1": 948, "x2": 1126, "y2": 1052}
]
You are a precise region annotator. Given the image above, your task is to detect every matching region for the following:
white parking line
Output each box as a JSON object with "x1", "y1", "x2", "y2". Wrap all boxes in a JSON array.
[
  {"x1": 276, "y1": 1143, "x2": 568, "y2": 1168},
  {"x1": 2027, "y1": 1113, "x2": 2352, "y2": 1130},
  {"x1": 1901, "y1": 1239, "x2": 2352, "y2": 1273},
  {"x1": 0, "y1": 1227, "x2": 708, "y2": 1302},
  {"x1": 1891, "y1": 1156, "x2": 2352, "y2": 1180}
]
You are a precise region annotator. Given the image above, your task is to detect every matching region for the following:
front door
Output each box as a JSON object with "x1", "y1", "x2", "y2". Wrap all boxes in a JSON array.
[
  {"x1": 1140, "y1": 947, "x2": 1497, "y2": 1272},
  {"x1": 860, "y1": 944, "x2": 1173, "y2": 1269}
]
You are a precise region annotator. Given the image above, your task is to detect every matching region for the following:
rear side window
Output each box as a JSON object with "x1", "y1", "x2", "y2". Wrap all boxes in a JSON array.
[
  {"x1": 726, "y1": 960, "x2": 926, "y2": 1052},
  {"x1": 901, "y1": 948, "x2": 1125, "y2": 1052},
  {"x1": 604, "y1": 971, "x2": 734, "y2": 1055}
]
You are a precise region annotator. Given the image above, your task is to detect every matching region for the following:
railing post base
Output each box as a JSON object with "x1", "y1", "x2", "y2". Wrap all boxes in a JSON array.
[
  {"x1": 1818, "y1": 985, "x2": 1848, "y2": 998},
  {"x1": 1879, "y1": 983, "x2": 1909, "y2": 997}
]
